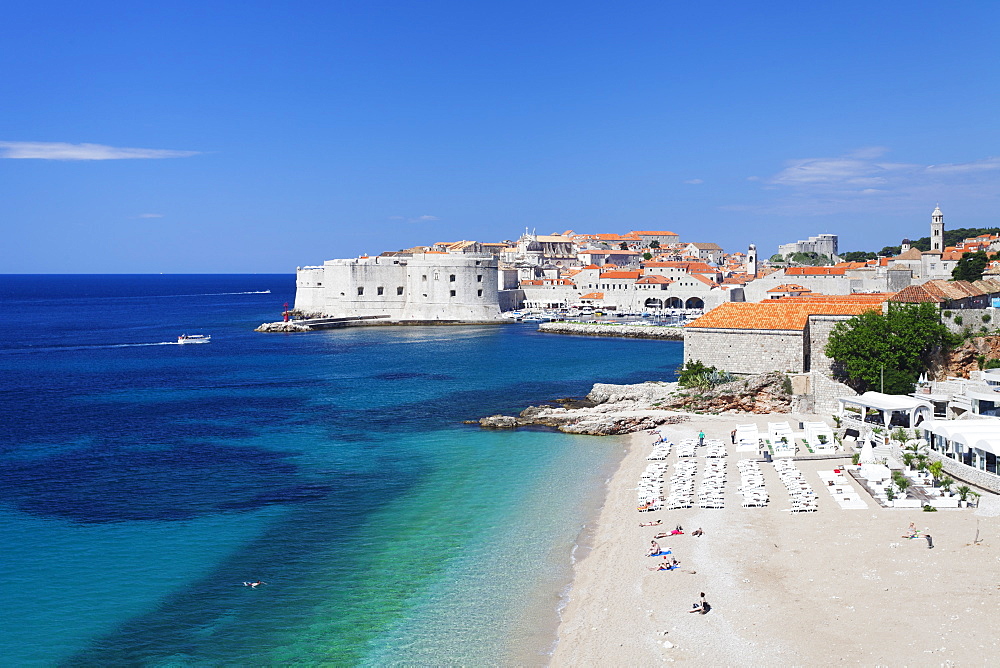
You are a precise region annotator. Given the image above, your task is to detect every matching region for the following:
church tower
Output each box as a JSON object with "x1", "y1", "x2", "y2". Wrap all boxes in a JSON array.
[
  {"x1": 746, "y1": 243, "x2": 758, "y2": 277},
  {"x1": 930, "y1": 205, "x2": 944, "y2": 252}
]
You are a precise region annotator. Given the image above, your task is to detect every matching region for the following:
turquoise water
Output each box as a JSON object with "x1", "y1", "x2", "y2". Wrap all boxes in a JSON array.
[{"x1": 0, "y1": 275, "x2": 682, "y2": 665}]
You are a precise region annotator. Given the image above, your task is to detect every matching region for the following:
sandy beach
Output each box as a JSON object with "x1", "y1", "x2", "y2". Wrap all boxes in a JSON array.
[{"x1": 551, "y1": 413, "x2": 1000, "y2": 666}]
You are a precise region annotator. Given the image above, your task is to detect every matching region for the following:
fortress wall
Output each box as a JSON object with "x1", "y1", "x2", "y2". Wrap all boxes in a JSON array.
[
  {"x1": 296, "y1": 254, "x2": 502, "y2": 321},
  {"x1": 684, "y1": 327, "x2": 805, "y2": 374}
]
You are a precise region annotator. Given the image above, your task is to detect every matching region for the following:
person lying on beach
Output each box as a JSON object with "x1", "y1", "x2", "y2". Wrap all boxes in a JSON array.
[
  {"x1": 653, "y1": 532, "x2": 668, "y2": 539},
  {"x1": 691, "y1": 528, "x2": 704, "y2": 537},
  {"x1": 639, "y1": 520, "x2": 663, "y2": 527},
  {"x1": 670, "y1": 528, "x2": 684, "y2": 535},
  {"x1": 648, "y1": 562, "x2": 676, "y2": 571}
]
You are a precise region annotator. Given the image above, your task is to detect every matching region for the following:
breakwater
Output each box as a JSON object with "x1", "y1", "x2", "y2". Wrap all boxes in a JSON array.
[{"x1": 538, "y1": 322, "x2": 684, "y2": 340}]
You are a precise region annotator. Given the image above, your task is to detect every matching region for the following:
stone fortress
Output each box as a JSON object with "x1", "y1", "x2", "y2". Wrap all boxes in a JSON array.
[{"x1": 295, "y1": 253, "x2": 510, "y2": 322}]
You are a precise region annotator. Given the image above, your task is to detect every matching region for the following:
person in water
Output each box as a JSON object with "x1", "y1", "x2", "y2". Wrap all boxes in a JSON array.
[{"x1": 244, "y1": 580, "x2": 266, "y2": 588}]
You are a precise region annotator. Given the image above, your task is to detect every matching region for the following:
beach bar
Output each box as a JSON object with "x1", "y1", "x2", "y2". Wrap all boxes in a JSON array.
[{"x1": 838, "y1": 392, "x2": 933, "y2": 432}]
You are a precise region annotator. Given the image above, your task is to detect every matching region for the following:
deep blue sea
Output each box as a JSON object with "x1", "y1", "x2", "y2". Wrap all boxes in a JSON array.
[{"x1": 0, "y1": 275, "x2": 683, "y2": 666}]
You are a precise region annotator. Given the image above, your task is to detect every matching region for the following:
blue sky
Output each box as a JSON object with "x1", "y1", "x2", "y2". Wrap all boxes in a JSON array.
[{"x1": 3, "y1": 1, "x2": 999, "y2": 272}]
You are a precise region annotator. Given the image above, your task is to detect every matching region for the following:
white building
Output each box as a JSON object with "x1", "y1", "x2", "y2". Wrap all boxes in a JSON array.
[{"x1": 295, "y1": 253, "x2": 505, "y2": 321}]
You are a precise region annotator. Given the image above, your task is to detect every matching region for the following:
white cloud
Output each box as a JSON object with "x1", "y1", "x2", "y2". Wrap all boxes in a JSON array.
[
  {"x1": 683, "y1": 178, "x2": 704, "y2": 185},
  {"x1": 0, "y1": 141, "x2": 200, "y2": 160},
  {"x1": 137, "y1": 213, "x2": 164, "y2": 219},
  {"x1": 732, "y1": 147, "x2": 1000, "y2": 215}
]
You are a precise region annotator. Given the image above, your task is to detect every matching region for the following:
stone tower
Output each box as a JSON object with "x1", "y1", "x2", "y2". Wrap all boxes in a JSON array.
[
  {"x1": 901, "y1": 238, "x2": 911, "y2": 253},
  {"x1": 931, "y1": 205, "x2": 944, "y2": 252},
  {"x1": 746, "y1": 243, "x2": 758, "y2": 277}
]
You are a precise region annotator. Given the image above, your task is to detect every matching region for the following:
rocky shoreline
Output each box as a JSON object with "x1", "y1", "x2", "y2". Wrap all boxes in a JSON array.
[
  {"x1": 475, "y1": 372, "x2": 793, "y2": 435},
  {"x1": 538, "y1": 322, "x2": 684, "y2": 339}
]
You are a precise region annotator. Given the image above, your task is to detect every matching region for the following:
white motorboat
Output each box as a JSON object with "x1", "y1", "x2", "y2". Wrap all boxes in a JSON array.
[{"x1": 178, "y1": 334, "x2": 211, "y2": 344}]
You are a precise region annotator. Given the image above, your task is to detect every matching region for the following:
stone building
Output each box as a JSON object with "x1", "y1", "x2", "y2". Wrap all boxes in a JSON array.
[
  {"x1": 777, "y1": 233, "x2": 839, "y2": 259},
  {"x1": 295, "y1": 253, "x2": 507, "y2": 321},
  {"x1": 682, "y1": 295, "x2": 890, "y2": 375}
]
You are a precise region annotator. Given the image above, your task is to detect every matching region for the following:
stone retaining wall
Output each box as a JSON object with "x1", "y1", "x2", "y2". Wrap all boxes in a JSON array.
[{"x1": 537, "y1": 322, "x2": 684, "y2": 340}]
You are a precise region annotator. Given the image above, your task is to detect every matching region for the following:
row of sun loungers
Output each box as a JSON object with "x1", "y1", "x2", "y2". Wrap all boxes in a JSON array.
[
  {"x1": 677, "y1": 439, "x2": 698, "y2": 458},
  {"x1": 699, "y1": 460, "x2": 727, "y2": 508},
  {"x1": 737, "y1": 460, "x2": 769, "y2": 507},
  {"x1": 637, "y1": 458, "x2": 669, "y2": 511},
  {"x1": 666, "y1": 460, "x2": 698, "y2": 509},
  {"x1": 703, "y1": 440, "x2": 727, "y2": 458},
  {"x1": 774, "y1": 460, "x2": 818, "y2": 512}
]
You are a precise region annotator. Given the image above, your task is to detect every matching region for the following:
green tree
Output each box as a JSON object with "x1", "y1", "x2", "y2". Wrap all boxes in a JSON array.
[
  {"x1": 649, "y1": 240, "x2": 660, "y2": 249},
  {"x1": 619, "y1": 242, "x2": 629, "y2": 250},
  {"x1": 642, "y1": 252, "x2": 653, "y2": 260},
  {"x1": 841, "y1": 251, "x2": 877, "y2": 263},
  {"x1": 825, "y1": 303, "x2": 952, "y2": 394},
  {"x1": 952, "y1": 250, "x2": 991, "y2": 282}
]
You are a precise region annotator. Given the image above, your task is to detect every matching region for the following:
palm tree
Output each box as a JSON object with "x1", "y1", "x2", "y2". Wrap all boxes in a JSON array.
[
  {"x1": 956, "y1": 485, "x2": 972, "y2": 503},
  {"x1": 915, "y1": 454, "x2": 929, "y2": 472},
  {"x1": 927, "y1": 460, "x2": 944, "y2": 485},
  {"x1": 939, "y1": 477, "x2": 954, "y2": 495},
  {"x1": 901, "y1": 452, "x2": 916, "y2": 469}
]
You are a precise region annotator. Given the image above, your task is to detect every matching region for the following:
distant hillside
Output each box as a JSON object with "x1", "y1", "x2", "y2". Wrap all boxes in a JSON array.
[{"x1": 841, "y1": 227, "x2": 1000, "y2": 262}]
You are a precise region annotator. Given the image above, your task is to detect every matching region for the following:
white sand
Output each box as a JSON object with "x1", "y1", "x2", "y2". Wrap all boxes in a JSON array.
[{"x1": 550, "y1": 413, "x2": 1000, "y2": 666}]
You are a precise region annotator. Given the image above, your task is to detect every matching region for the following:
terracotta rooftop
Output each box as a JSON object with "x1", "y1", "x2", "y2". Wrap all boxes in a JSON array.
[
  {"x1": 890, "y1": 279, "x2": 1000, "y2": 303},
  {"x1": 580, "y1": 292, "x2": 604, "y2": 300},
  {"x1": 631, "y1": 230, "x2": 678, "y2": 235},
  {"x1": 636, "y1": 275, "x2": 673, "y2": 284},
  {"x1": 685, "y1": 299, "x2": 886, "y2": 332},
  {"x1": 767, "y1": 283, "x2": 812, "y2": 293},
  {"x1": 599, "y1": 270, "x2": 642, "y2": 279}
]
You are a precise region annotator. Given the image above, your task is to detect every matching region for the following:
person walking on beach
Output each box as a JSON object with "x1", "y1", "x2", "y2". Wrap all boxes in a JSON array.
[
  {"x1": 698, "y1": 431, "x2": 705, "y2": 446},
  {"x1": 925, "y1": 533, "x2": 934, "y2": 549},
  {"x1": 730, "y1": 429, "x2": 736, "y2": 444}
]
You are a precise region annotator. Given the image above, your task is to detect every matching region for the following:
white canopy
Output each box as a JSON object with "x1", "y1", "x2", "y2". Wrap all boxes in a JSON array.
[{"x1": 843, "y1": 392, "x2": 933, "y2": 412}]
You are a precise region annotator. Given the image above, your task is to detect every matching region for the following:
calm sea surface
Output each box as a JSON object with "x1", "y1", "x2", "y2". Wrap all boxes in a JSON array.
[{"x1": 0, "y1": 275, "x2": 682, "y2": 665}]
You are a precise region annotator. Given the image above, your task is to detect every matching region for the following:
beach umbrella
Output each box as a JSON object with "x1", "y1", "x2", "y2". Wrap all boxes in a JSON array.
[{"x1": 859, "y1": 437, "x2": 877, "y2": 464}]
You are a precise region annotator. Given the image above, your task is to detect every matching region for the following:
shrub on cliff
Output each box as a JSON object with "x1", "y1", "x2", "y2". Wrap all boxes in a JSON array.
[{"x1": 825, "y1": 302, "x2": 952, "y2": 394}]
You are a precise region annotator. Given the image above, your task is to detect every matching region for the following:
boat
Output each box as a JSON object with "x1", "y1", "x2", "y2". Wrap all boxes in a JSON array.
[{"x1": 178, "y1": 334, "x2": 211, "y2": 344}]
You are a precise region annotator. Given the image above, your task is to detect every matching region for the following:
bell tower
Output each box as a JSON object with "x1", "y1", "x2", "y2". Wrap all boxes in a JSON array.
[
  {"x1": 746, "y1": 243, "x2": 758, "y2": 277},
  {"x1": 930, "y1": 205, "x2": 944, "y2": 252}
]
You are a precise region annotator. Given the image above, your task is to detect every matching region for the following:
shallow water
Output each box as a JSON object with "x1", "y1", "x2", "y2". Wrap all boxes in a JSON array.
[{"x1": 0, "y1": 275, "x2": 681, "y2": 665}]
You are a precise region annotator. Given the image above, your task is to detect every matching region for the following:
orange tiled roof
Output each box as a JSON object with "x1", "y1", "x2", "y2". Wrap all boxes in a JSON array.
[
  {"x1": 767, "y1": 283, "x2": 812, "y2": 293},
  {"x1": 685, "y1": 300, "x2": 886, "y2": 332},
  {"x1": 631, "y1": 230, "x2": 678, "y2": 236},
  {"x1": 580, "y1": 292, "x2": 604, "y2": 300},
  {"x1": 599, "y1": 270, "x2": 641, "y2": 279},
  {"x1": 635, "y1": 275, "x2": 673, "y2": 284}
]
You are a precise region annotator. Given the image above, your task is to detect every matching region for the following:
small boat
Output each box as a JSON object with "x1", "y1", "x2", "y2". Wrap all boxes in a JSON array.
[{"x1": 178, "y1": 334, "x2": 211, "y2": 344}]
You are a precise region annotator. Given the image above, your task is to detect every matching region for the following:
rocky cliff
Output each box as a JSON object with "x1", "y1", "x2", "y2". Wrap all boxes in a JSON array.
[
  {"x1": 933, "y1": 335, "x2": 1000, "y2": 379},
  {"x1": 477, "y1": 372, "x2": 793, "y2": 435}
]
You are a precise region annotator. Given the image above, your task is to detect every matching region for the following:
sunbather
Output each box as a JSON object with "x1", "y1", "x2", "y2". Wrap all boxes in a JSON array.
[
  {"x1": 646, "y1": 540, "x2": 660, "y2": 556},
  {"x1": 639, "y1": 519, "x2": 663, "y2": 527},
  {"x1": 692, "y1": 528, "x2": 704, "y2": 537}
]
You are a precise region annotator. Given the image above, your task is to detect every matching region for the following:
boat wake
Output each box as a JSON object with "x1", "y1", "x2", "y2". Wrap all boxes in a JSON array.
[{"x1": 2, "y1": 342, "x2": 189, "y2": 354}]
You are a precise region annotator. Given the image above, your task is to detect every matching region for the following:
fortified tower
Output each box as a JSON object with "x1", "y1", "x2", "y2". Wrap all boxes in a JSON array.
[
  {"x1": 746, "y1": 243, "x2": 758, "y2": 277},
  {"x1": 931, "y1": 205, "x2": 944, "y2": 252}
]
